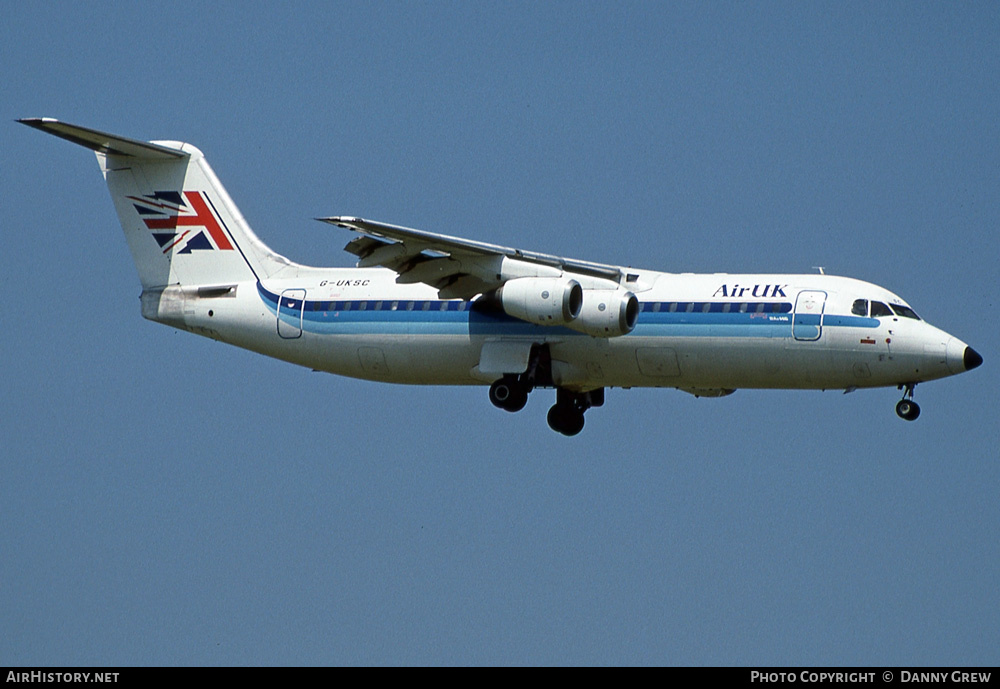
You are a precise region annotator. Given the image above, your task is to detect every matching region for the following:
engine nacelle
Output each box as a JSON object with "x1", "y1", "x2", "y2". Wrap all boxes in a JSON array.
[
  {"x1": 497, "y1": 277, "x2": 583, "y2": 325},
  {"x1": 566, "y1": 289, "x2": 639, "y2": 337}
]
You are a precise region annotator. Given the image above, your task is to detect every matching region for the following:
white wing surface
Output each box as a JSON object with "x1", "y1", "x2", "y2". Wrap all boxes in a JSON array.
[{"x1": 318, "y1": 216, "x2": 626, "y2": 299}]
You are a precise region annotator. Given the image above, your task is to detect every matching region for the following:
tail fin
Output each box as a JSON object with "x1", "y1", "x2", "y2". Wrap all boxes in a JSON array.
[{"x1": 19, "y1": 118, "x2": 289, "y2": 289}]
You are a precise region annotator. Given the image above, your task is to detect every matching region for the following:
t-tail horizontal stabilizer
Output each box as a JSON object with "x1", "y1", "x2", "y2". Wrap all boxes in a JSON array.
[{"x1": 18, "y1": 118, "x2": 187, "y2": 159}]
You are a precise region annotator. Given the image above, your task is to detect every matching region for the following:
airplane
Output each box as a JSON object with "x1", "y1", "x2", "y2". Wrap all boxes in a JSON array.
[{"x1": 20, "y1": 117, "x2": 983, "y2": 435}]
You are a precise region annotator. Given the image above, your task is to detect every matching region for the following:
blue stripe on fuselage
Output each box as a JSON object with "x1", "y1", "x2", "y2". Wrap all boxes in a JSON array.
[{"x1": 256, "y1": 283, "x2": 880, "y2": 337}]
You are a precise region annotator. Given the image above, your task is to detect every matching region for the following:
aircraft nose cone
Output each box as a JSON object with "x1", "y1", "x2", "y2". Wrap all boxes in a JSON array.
[
  {"x1": 946, "y1": 337, "x2": 972, "y2": 375},
  {"x1": 964, "y1": 346, "x2": 983, "y2": 371}
]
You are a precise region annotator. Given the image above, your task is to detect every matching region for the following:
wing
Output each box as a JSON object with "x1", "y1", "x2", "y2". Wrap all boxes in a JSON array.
[{"x1": 317, "y1": 216, "x2": 626, "y2": 299}]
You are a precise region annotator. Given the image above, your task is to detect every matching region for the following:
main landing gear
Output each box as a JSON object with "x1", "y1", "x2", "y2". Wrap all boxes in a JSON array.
[
  {"x1": 488, "y1": 343, "x2": 550, "y2": 414},
  {"x1": 487, "y1": 343, "x2": 603, "y2": 435},
  {"x1": 489, "y1": 376, "x2": 529, "y2": 412},
  {"x1": 546, "y1": 388, "x2": 604, "y2": 436},
  {"x1": 490, "y1": 379, "x2": 604, "y2": 436},
  {"x1": 895, "y1": 383, "x2": 920, "y2": 421}
]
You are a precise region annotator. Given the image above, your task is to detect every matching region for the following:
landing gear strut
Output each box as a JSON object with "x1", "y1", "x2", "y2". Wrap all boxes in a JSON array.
[
  {"x1": 547, "y1": 388, "x2": 604, "y2": 436},
  {"x1": 488, "y1": 344, "x2": 552, "y2": 413},
  {"x1": 895, "y1": 383, "x2": 920, "y2": 421},
  {"x1": 486, "y1": 344, "x2": 604, "y2": 435}
]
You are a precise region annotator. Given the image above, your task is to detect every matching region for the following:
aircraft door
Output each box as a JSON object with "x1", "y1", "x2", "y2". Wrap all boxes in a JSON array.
[
  {"x1": 793, "y1": 290, "x2": 827, "y2": 341},
  {"x1": 277, "y1": 288, "x2": 306, "y2": 339}
]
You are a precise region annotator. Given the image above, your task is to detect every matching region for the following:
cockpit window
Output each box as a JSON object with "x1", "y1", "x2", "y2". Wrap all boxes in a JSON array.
[
  {"x1": 870, "y1": 301, "x2": 893, "y2": 318},
  {"x1": 852, "y1": 299, "x2": 868, "y2": 316},
  {"x1": 890, "y1": 304, "x2": 921, "y2": 320}
]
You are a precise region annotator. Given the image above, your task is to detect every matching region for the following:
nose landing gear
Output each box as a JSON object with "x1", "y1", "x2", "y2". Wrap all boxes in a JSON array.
[{"x1": 895, "y1": 383, "x2": 920, "y2": 421}]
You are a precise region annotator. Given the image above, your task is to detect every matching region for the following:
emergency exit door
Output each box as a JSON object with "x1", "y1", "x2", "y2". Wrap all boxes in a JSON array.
[{"x1": 277, "y1": 289, "x2": 306, "y2": 339}]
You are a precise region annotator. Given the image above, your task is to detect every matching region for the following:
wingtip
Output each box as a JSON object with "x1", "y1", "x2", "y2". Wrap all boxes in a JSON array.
[
  {"x1": 17, "y1": 117, "x2": 57, "y2": 127},
  {"x1": 317, "y1": 216, "x2": 363, "y2": 225}
]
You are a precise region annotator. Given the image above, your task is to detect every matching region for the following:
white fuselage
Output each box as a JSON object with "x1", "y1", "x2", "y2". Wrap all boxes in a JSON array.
[{"x1": 145, "y1": 267, "x2": 968, "y2": 394}]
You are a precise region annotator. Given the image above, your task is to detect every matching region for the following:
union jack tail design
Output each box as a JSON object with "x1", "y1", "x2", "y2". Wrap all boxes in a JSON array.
[
  {"x1": 17, "y1": 118, "x2": 290, "y2": 289},
  {"x1": 129, "y1": 191, "x2": 235, "y2": 254}
]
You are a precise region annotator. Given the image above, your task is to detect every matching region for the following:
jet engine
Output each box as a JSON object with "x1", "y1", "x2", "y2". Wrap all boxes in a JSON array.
[
  {"x1": 566, "y1": 288, "x2": 639, "y2": 337},
  {"x1": 496, "y1": 276, "x2": 583, "y2": 325}
]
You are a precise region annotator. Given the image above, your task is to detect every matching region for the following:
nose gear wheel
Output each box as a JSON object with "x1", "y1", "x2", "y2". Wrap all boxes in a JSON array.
[{"x1": 895, "y1": 383, "x2": 920, "y2": 421}]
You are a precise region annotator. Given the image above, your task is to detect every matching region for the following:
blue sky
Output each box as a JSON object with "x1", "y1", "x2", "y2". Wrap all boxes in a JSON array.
[{"x1": 2, "y1": 2, "x2": 997, "y2": 666}]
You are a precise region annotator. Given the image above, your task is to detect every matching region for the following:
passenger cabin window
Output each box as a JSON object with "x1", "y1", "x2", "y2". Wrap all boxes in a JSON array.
[
  {"x1": 870, "y1": 301, "x2": 893, "y2": 318},
  {"x1": 852, "y1": 299, "x2": 868, "y2": 316},
  {"x1": 890, "y1": 304, "x2": 920, "y2": 320}
]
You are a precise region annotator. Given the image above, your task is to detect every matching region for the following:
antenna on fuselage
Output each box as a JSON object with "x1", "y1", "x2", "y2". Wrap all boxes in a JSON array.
[{"x1": 812, "y1": 266, "x2": 826, "y2": 275}]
